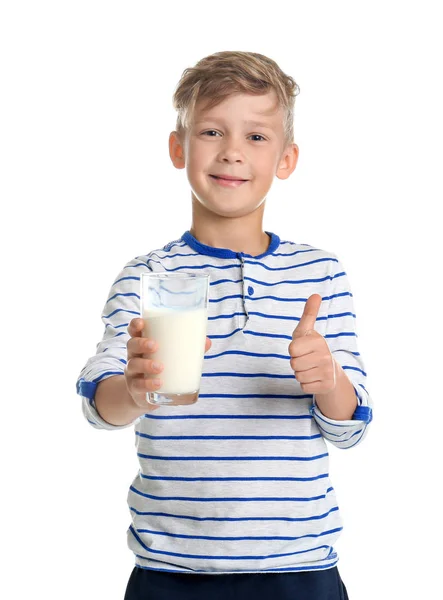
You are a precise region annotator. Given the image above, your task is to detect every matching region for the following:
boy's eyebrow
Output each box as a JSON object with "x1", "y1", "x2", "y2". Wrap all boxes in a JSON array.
[{"x1": 194, "y1": 117, "x2": 275, "y2": 130}]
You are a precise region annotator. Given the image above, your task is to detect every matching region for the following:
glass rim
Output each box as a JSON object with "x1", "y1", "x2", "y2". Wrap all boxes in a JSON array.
[{"x1": 141, "y1": 272, "x2": 209, "y2": 279}]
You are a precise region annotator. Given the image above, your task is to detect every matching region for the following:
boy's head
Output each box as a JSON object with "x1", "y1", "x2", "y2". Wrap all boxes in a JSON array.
[{"x1": 169, "y1": 51, "x2": 300, "y2": 220}]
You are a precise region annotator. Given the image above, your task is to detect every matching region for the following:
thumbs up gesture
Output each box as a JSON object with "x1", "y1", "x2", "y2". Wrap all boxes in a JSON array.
[{"x1": 288, "y1": 294, "x2": 337, "y2": 394}]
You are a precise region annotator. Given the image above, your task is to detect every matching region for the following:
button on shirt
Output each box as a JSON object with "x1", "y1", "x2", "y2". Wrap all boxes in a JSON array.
[{"x1": 77, "y1": 230, "x2": 373, "y2": 574}]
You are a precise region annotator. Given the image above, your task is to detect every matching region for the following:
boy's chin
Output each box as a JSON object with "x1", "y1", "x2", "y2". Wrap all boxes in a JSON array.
[
  {"x1": 192, "y1": 193, "x2": 266, "y2": 219},
  {"x1": 199, "y1": 201, "x2": 264, "y2": 219}
]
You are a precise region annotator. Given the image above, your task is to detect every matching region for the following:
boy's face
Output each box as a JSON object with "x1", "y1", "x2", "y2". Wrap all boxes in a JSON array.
[{"x1": 169, "y1": 90, "x2": 298, "y2": 219}]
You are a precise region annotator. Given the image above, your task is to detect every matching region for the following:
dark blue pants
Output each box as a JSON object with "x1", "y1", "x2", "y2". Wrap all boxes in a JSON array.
[{"x1": 124, "y1": 566, "x2": 349, "y2": 599}]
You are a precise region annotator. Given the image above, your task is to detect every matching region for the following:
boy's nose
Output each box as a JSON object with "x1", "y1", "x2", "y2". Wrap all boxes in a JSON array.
[
  {"x1": 219, "y1": 149, "x2": 245, "y2": 162},
  {"x1": 216, "y1": 139, "x2": 245, "y2": 162}
]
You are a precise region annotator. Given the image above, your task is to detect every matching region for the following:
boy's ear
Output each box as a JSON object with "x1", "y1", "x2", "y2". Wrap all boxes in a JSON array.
[
  {"x1": 169, "y1": 131, "x2": 186, "y2": 169},
  {"x1": 276, "y1": 143, "x2": 299, "y2": 180}
]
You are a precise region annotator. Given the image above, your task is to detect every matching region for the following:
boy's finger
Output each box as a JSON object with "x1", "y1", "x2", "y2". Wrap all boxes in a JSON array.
[
  {"x1": 128, "y1": 318, "x2": 144, "y2": 337},
  {"x1": 205, "y1": 337, "x2": 212, "y2": 353},
  {"x1": 127, "y1": 336, "x2": 157, "y2": 358}
]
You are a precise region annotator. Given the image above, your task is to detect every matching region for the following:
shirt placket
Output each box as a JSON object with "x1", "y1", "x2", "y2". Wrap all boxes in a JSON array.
[{"x1": 238, "y1": 253, "x2": 249, "y2": 330}]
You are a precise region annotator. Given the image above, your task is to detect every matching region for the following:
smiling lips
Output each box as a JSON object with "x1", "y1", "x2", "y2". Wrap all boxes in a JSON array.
[{"x1": 209, "y1": 174, "x2": 249, "y2": 188}]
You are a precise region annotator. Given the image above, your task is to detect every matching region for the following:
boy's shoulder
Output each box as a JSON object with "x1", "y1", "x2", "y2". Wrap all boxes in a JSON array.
[
  {"x1": 277, "y1": 237, "x2": 339, "y2": 261},
  {"x1": 123, "y1": 236, "x2": 189, "y2": 267}
]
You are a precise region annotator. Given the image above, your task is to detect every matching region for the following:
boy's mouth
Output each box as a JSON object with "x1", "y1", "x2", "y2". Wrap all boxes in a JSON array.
[
  {"x1": 209, "y1": 174, "x2": 249, "y2": 187},
  {"x1": 210, "y1": 174, "x2": 248, "y2": 181}
]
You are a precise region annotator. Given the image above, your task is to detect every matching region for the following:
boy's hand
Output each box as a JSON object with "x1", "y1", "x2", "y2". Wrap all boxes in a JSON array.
[
  {"x1": 125, "y1": 318, "x2": 212, "y2": 409},
  {"x1": 288, "y1": 294, "x2": 337, "y2": 394}
]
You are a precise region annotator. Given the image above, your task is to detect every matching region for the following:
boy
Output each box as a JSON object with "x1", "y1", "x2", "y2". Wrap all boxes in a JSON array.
[{"x1": 77, "y1": 50, "x2": 373, "y2": 599}]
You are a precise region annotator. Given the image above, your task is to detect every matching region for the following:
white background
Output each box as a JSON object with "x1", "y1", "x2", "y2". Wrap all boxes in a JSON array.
[{"x1": 1, "y1": 1, "x2": 442, "y2": 598}]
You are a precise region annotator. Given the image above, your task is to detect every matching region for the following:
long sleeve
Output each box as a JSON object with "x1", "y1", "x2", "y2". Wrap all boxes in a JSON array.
[
  {"x1": 311, "y1": 254, "x2": 373, "y2": 448},
  {"x1": 76, "y1": 257, "x2": 150, "y2": 430}
]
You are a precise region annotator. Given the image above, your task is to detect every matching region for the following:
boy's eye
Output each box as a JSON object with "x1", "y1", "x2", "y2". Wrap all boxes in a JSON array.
[
  {"x1": 202, "y1": 130, "x2": 221, "y2": 137},
  {"x1": 201, "y1": 131, "x2": 266, "y2": 142},
  {"x1": 249, "y1": 134, "x2": 266, "y2": 142}
]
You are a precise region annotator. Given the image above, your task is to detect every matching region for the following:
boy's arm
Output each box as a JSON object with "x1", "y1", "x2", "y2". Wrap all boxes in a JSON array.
[
  {"x1": 310, "y1": 254, "x2": 373, "y2": 449},
  {"x1": 77, "y1": 256, "x2": 151, "y2": 430},
  {"x1": 93, "y1": 375, "x2": 157, "y2": 427}
]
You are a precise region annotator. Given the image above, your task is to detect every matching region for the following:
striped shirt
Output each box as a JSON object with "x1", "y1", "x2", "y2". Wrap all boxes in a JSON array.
[{"x1": 76, "y1": 230, "x2": 373, "y2": 574}]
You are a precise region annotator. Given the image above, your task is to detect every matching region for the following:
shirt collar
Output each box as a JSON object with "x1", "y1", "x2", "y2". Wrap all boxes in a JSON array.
[{"x1": 181, "y1": 230, "x2": 280, "y2": 259}]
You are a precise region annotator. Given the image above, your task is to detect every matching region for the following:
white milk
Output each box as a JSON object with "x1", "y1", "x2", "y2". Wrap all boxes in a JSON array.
[{"x1": 142, "y1": 307, "x2": 208, "y2": 394}]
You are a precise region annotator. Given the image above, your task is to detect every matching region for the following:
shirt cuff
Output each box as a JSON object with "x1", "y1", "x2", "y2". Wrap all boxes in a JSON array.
[{"x1": 310, "y1": 398, "x2": 373, "y2": 448}]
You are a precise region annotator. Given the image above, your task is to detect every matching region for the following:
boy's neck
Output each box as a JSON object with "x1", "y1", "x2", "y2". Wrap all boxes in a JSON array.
[{"x1": 189, "y1": 201, "x2": 270, "y2": 256}]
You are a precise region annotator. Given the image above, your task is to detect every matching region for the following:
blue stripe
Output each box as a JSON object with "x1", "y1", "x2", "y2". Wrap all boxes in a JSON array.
[
  {"x1": 136, "y1": 432, "x2": 322, "y2": 441},
  {"x1": 210, "y1": 278, "x2": 243, "y2": 286},
  {"x1": 131, "y1": 484, "x2": 333, "y2": 502},
  {"x1": 334, "y1": 429, "x2": 363, "y2": 443},
  {"x1": 207, "y1": 333, "x2": 356, "y2": 352},
  {"x1": 103, "y1": 308, "x2": 138, "y2": 319},
  {"x1": 208, "y1": 310, "x2": 354, "y2": 323},
  {"x1": 315, "y1": 423, "x2": 350, "y2": 438},
  {"x1": 325, "y1": 331, "x2": 357, "y2": 339},
  {"x1": 106, "y1": 292, "x2": 140, "y2": 304},
  {"x1": 103, "y1": 332, "x2": 126, "y2": 340},
  {"x1": 335, "y1": 348, "x2": 360, "y2": 356},
  {"x1": 148, "y1": 251, "x2": 199, "y2": 260},
  {"x1": 243, "y1": 274, "x2": 336, "y2": 287},
  {"x1": 208, "y1": 312, "x2": 245, "y2": 321},
  {"x1": 342, "y1": 365, "x2": 367, "y2": 376},
  {"x1": 208, "y1": 328, "x2": 243, "y2": 339},
  {"x1": 105, "y1": 322, "x2": 128, "y2": 329},
  {"x1": 129, "y1": 506, "x2": 339, "y2": 523},
  {"x1": 135, "y1": 526, "x2": 342, "y2": 542},
  {"x1": 243, "y1": 330, "x2": 292, "y2": 341},
  {"x1": 243, "y1": 257, "x2": 338, "y2": 272},
  {"x1": 130, "y1": 526, "x2": 331, "y2": 560},
  {"x1": 136, "y1": 454, "x2": 329, "y2": 463},
  {"x1": 139, "y1": 473, "x2": 329, "y2": 482},
  {"x1": 125, "y1": 263, "x2": 151, "y2": 269},
  {"x1": 224, "y1": 311, "x2": 304, "y2": 322},
  {"x1": 102, "y1": 346, "x2": 126, "y2": 352},
  {"x1": 210, "y1": 294, "x2": 244, "y2": 303},
  {"x1": 210, "y1": 273, "x2": 342, "y2": 287},
  {"x1": 112, "y1": 276, "x2": 140, "y2": 286},
  {"x1": 197, "y1": 393, "x2": 306, "y2": 399},
  {"x1": 210, "y1": 293, "x2": 351, "y2": 304},
  {"x1": 271, "y1": 248, "x2": 322, "y2": 258},
  {"x1": 147, "y1": 259, "x2": 238, "y2": 271},
  {"x1": 345, "y1": 424, "x2": 368, "y2": 447},
  {"x1": 205, "y1": 350, "x2": 289, "y2": 360},
  {"x1": 202, "y1": 373, "x2": 295, "y2": 379},
  {"x1": 322, "y1": 291, "x2": 353, "y2": 303},
  {"x1": 240, "y1": 330, "x2": 356, "y2": 342},
  {"x1": 209, "y1": 271, "x2": 345, "y2": 291}
]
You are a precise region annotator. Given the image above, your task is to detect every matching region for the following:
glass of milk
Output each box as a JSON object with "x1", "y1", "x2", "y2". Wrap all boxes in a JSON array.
[{"x1": 140, "y1": 272, "x2": 210, "y2": 406}]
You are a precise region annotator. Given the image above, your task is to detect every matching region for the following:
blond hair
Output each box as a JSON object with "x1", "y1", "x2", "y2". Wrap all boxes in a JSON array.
[{"x1": 172, "y1": 50, "x2": 300, "y2": 147}]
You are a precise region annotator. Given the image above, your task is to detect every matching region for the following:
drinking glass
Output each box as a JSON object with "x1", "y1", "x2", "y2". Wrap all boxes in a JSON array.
[{"x1": 140, "y1": 272, "x2": 210, "y2": 405}]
